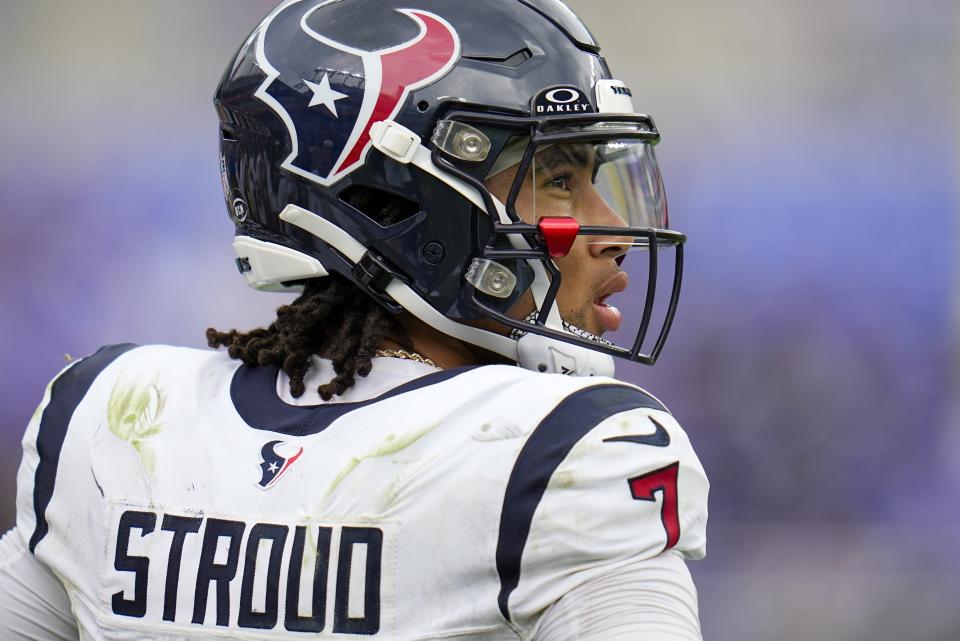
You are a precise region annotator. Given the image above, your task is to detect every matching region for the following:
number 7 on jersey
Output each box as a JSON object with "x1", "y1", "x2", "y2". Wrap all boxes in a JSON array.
[{"x1": 628, "y1": 462, "x2": 680, "y2": 550}]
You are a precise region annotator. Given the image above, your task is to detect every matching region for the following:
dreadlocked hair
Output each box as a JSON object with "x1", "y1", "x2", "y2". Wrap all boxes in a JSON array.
[
  {"x1": 206, "y1": 274, "x2": 409, "y2": 401},
  {"x1": 209, "y1": 187, "x2": 421, "y2": 399}
]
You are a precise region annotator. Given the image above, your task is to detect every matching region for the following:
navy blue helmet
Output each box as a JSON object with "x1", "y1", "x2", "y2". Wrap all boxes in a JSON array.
[{"x1": 215, "y1": 0, "x2": 685, "y2": 376}]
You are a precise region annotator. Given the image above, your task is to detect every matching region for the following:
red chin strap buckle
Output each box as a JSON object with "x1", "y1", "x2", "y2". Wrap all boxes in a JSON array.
[{"x1": 538, "y1": 216, "x2": 580, "y2": 258}]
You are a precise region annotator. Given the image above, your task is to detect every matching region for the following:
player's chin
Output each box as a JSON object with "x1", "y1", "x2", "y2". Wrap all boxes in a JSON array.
[{"x1": 564, "y1": 305, "x2": 608, "y2": 338}]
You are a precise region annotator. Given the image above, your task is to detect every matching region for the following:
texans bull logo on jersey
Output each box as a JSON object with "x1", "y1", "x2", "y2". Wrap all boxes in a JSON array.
[
  {"x1": 253, "y1": 0, "x2": 461, "y2": 186},
  {"x1": 257, "y1": 440, "x2": 304, "y2": 489}
]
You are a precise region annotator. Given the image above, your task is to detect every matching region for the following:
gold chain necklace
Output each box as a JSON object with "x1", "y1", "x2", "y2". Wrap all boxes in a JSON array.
[{"x1": 374, "y1": 348, "x2": 438, "y2": 368}]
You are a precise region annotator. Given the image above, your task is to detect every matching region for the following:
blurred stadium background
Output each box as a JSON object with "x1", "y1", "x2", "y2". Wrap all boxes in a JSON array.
[{"x1": 0, "y1": 1, "x2": 956, "y2": 639}]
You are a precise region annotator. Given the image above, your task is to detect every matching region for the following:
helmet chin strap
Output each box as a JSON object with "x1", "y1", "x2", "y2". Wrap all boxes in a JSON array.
[
  {"x1": 509, "y1": 311, "x2": 612, "y2": 346},
  {"x1": 512, "y1": 311, "x2": 616, "y2": 377}
]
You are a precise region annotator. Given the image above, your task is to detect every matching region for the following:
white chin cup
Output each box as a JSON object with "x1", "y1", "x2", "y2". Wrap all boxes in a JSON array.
[{"x1": 516, "y1": 333, "x2": 615, "y2": 377}]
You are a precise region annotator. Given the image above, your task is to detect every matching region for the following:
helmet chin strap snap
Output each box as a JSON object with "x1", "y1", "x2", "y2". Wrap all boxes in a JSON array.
[
  {"x1": 516, "y1": 333, "x2": 615, "y2": 377},
  {"x1": 512, "y1": 311, "x2": 615, "y2": 377}
]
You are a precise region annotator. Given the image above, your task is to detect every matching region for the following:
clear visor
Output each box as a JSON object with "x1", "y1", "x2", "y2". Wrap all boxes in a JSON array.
[{"x1": 486, "y1": 130, "x2": 668, "y2": 233}]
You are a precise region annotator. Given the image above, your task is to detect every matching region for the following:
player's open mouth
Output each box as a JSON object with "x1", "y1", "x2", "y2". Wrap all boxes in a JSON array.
[{"x1": 593, "y1": 294, "x2": 622, "y2": 333}]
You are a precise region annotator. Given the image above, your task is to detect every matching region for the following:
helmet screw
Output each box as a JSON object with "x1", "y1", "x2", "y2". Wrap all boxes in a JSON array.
[
  {"x1": 456, "y1": 131, "x2": 485, "y2": 159},
  {"x1": 421, "y1": 241, "x2": 445, "y2": 265}
]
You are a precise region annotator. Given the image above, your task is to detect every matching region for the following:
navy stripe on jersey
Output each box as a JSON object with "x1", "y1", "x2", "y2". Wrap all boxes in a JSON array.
[
  {"x1": 495, "y1": 384, "x2": 667, "y2": 622},
  {"x1": 231, "y1": 364, "x2": 479, "y2": 435},
  {"x1": 30, "y1": 343, "x2": 137, "y2": 553}
]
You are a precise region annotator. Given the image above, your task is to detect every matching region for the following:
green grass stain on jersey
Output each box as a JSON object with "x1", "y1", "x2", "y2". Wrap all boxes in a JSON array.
[
  {"x1": 107, "y1": 375, "x2": 167, "y2": 478},
  {"x1": 323, "y1": 422, "x2": 441, "y2": 503}
]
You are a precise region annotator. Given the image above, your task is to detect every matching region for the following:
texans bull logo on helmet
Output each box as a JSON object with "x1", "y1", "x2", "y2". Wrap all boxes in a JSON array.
[{"x1": 253, "y1": 0, "x2": 461, "y2": 186}]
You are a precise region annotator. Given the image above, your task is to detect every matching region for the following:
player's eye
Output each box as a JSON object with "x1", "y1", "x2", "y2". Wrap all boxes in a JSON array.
[{"x1": 543, "y1": 172, "x2": 573, "y2": 192}]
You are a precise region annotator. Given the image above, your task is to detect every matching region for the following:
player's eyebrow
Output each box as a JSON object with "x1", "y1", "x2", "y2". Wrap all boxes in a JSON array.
[{"x1": 534, "y1": 144, "x2": 593, "y2": 173}]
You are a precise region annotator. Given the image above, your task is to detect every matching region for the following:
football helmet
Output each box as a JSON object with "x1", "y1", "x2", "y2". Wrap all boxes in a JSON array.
[{"x1": 215, "y1": 0, "x2": 685, "y2": 376}]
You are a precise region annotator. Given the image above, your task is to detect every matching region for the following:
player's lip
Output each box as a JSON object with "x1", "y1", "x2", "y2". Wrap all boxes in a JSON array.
[
  {"x1": 593, "y1": 271, "x2": 629, "y2": 306},
  {"x1": 592, "y1": 271, "x2": 628, "y2": 333}
]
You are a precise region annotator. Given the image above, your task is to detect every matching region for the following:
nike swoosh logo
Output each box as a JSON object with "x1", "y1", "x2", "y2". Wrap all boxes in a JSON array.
[{"x1": 603, "y1": 417, "x2": 671, "y2": 447}]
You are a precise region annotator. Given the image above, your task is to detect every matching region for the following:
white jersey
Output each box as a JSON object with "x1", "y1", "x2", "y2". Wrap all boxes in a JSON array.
[{"x1": 15, "y1": 344, "x2": 708, "y2": 640}]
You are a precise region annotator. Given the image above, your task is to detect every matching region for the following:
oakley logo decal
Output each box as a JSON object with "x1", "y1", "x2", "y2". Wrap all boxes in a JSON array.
[
  {"x1": 545, "y1": 88, "x2": 581, "y2": 104},
  {"x1": 532, "y1": 85, "x2": 595, "y2": 114}
]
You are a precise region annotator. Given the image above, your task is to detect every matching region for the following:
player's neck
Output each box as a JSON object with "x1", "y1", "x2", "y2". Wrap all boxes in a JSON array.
[{"x1": 386, "y1": 314, "x2": 509, "y2": 369}]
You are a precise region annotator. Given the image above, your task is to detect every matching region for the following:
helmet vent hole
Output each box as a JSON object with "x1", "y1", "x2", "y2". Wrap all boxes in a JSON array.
[
  {"x1": 417, "y1": 100, "x2": 430, "y2": 113},
  {"x1": 339, "y1": 185, "x2": 421, "y2": 227},
  {"x1": 220, "y1": 127, "x2": 239, "y2": 142},
  {"x1": 462, "y1": 48, "x2": 532, "y2": 69},
  {"x1": 500, "y1": 48, "x2": 532, "y2": 68}
]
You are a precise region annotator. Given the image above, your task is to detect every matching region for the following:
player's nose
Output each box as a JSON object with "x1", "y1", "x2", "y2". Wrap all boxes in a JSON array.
[{"x1": 585, "y1": 189, "x2": 632, "y2": 260}]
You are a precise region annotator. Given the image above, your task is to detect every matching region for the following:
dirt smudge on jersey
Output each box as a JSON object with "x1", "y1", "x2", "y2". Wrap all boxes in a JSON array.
[
  {"x1": 549, "y1": 469, "x2": 578, "y2": 490},
  {"x1": 471, "y1": 420, "x2": 525, "y2": 441}
]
